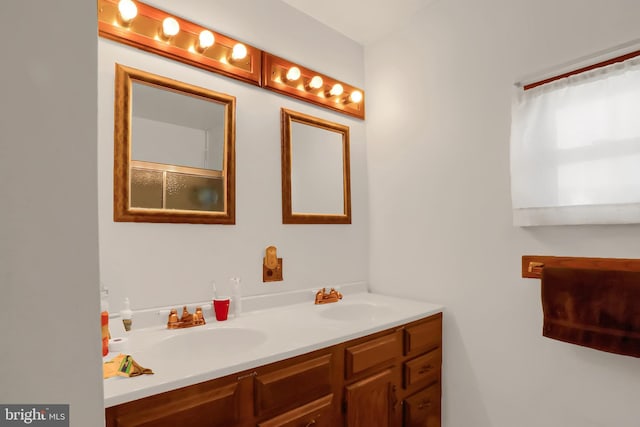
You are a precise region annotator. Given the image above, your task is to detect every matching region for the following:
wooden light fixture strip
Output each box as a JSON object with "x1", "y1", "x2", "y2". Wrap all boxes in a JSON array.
[
  {"x1": 97, "y1": 0, "x2": 366, "y2": 119},
  {"x1": 98, "y1": 0, "x2": 262, "y2": 86},
  {"x1": 262, "y1": 53, "x2": 365, "y2": 120},
  {"x1": 521, "y1": 255, "x2": 640, "y2": 279}
]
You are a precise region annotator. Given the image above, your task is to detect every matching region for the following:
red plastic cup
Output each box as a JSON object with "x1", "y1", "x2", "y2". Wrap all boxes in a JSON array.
[{"x1": 213, "y1": 298, "x2": 230, "y2": 321}]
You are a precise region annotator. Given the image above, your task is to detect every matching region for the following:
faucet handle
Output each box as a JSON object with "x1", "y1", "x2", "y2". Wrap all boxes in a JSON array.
[
  {"x1": 167, "y1": 308, "x2": 179, "y2": 329},
  {"x1": 194, "y1": 306, "x2": 206, "y2": 325}
]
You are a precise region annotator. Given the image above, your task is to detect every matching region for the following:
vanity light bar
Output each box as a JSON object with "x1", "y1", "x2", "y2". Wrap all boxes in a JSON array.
[
  {"x1": 98, "y1": 0, "x2": 365, "y2": 119},
  {"x1": 262, "y1": 53, "x2": 365, "y2": 120},
  {"x1": 97, "y1": 0, "x2": 261, "y2": 85}
]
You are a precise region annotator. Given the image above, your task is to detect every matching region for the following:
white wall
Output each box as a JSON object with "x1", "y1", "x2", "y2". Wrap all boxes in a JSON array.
[
  {"x1": 98, "y1": 0, "x2": 368, "y2": 314},
  {"x1": 0, "y1": 1, "x2": 103, "y2": 426},
  {"x1": 366, "y1": 0, "x2": 640, "y2": 426}
]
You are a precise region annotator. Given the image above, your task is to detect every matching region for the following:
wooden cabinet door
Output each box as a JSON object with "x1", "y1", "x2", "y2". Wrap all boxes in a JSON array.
[{"x1": 344, "y1": 369, "x2": 397, "y2": 427}]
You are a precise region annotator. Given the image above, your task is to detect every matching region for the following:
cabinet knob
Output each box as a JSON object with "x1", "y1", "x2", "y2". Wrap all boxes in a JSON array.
[
  {"x1": 304, "y1": 419, "x2": 316, "y2": 427},
  {"x1": 418, "y1": 364, "x2": 433, "y2": 374},
  {"x1": 418, "y1": 398, "x2": 432, "y2": 410}
]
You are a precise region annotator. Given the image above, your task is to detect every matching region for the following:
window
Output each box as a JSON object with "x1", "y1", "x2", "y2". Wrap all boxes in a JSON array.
[{"x1": 510, "y1": 54, "x2": 640, "y2": 226}]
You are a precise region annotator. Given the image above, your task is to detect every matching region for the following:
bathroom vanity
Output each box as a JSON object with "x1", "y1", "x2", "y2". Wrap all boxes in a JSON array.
[{"x1": 104, "y1": 292, "x2": 443, "y2": 427}]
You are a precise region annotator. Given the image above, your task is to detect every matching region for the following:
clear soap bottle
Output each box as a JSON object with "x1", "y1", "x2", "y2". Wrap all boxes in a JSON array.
[{"x1": 230, "y1": 277, "x2": 242, "y2": 317}]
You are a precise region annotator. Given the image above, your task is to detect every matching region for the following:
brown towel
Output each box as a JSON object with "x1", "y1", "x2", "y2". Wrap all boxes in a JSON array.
[{"x1": 541, "y1": 267, "x2": 640, "y2": 358}]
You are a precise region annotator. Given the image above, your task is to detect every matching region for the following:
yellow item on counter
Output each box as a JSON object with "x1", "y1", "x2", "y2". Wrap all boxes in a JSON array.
[
  {"x1": 103, "y1": 354, "x2": 125, "y2": 379},
  {"x1": 103, "y1": 354, "x2": 154, "y2": 379}
]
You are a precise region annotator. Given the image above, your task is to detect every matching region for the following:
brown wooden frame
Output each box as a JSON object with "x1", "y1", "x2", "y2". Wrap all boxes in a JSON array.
[
  {"x1": 114, "y1": 63, "x2": 236, "y2": 224},
  {"x1": 521, "y1": 255, "x2": 640, "y2": 279},
  {"x1": 281, "y1": 109, "x2": 351, "y2": 224}
]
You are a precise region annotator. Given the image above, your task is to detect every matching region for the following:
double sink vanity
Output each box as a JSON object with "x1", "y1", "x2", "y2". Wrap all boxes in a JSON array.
[{"x1": 104, "y1": 291, "x2": 443, "y2": 426}]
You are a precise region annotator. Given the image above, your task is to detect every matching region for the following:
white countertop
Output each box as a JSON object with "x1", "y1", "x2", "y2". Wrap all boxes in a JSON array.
[{"x1": 103, "y1": 291, "x2": 443, "y2": 408}]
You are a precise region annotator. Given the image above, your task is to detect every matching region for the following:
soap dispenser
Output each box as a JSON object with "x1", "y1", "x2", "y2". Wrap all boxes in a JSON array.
[
  {"x1": 230, "y1": 277, "x2": 242, "y2": 317},
  {"x1": 100, "y1": 285, "x2": 110, "y2": 356}
]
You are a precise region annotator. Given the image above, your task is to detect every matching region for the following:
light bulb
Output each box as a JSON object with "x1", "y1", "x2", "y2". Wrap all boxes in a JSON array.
[
  {"x1": 286, "y1": 66, "x2": 301, "y2": 81},
  {"x1": 231, "y1": 43, "x2": 247, "y2": 61},
  {"x1": 308, "y1": 75, "x2": 323, "y2": 89},
  {"x1": 349, "y1": 90, "x2": 363, "y2": 103},
  {"x1": 329, "y1": 83, "x2": 344, "y2": 97},
  {"x1": 198, "y1": 30, "x2": 215, "y2": 50},
  {"x1": 162, "y1": 17, "x2": 180, "y2": 37},
  {"x1": 118, "y1": 0, "x2": 138, "y2": 23}
]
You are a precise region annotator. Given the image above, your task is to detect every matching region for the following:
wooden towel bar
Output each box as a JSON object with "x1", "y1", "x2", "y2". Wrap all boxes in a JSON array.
[{"x1": 522, "y1": 255, "x2": 640, "y2": 279}]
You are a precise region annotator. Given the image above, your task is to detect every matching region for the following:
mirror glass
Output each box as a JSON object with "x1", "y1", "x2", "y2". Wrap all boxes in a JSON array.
[
  {"x1": 114, "y1": 64, "x2": 235, "y2": 224},
  {"x1": 281, "y1": 109, "x2": 351, "y2": 224}
]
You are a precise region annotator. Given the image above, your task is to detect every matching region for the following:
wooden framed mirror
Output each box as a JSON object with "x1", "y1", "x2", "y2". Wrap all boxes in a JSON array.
[
  {"x1": 114, "y1": 64, "x2": 235, "y2": 224},
  {"x1": 281, "y1": 108, "x2": 351, "y2": 224}
]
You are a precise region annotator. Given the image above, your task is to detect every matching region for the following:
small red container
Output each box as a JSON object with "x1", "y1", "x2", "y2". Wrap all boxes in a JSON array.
[{"x1": 213, "y1": 298, "x2": 230, "y2": 321}]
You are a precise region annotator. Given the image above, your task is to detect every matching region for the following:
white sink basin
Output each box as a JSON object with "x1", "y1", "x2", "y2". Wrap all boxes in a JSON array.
[
  {"x1": 146, "y1": 327, "x2": 268, "y2": 358},
  {"x1": 317, "y1": 302, "x2": 390, "y2": 321}
]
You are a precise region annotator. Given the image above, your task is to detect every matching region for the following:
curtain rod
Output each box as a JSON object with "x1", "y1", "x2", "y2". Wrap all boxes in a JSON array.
[
  {"x1": 523, "y1": 49, "x2": 640, "y2": 90},
  {"x1": 514, "y1": 38, "x2": 640, "y2": 89}
]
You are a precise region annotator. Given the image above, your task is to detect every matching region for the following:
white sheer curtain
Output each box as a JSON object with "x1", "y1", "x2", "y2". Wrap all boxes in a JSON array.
[{"x1": 510, "y1": 56, "x2": 640, "y2": 226}]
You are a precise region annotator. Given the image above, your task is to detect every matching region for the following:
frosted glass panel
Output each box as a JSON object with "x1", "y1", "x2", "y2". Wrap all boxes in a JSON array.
[
  {"x1": 130, "y1": 169, "x2": 163, "y2": 209},
  {"x1": 166, "y1": 173, "x2": 224, "y2": 212}
]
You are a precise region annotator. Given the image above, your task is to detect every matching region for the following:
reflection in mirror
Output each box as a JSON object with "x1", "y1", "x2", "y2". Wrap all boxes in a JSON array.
[
  {"x1": 281, "y1": 109, "x2": 351, "y2": 224},
  {"x1": 290, "y1": 121, "x2": 344, "y2": 214},
  {"x1": 114, "y1": 64, "x2": 235, "y2": 224}
]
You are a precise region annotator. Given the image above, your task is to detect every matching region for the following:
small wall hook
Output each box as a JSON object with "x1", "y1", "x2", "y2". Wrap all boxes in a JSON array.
[{"x1": 263, "y1": 245, "x2": 283, "y2": 282}]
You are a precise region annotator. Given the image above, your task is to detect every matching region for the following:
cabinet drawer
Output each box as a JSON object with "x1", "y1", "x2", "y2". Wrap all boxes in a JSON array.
[
  {"x1": 111, "y1": 382, "x2": 239, "y2": 427},
  {"x1": 404, "y1": 314, "x2": 442, "y2": 356},
  {"x1": 345, "y1": 332, "x2": 400, "y2": 379},
  {"x1": 404, "y1": 348, "x2": 441, "y2": 388},
  {"x1": 254, "y1": 354, "x2": 332, "y2": 417},
  {"x1": 257, "y1": 394, "x2": 334, "y2": 427},
  {"x1": 403, "y1": 383, "x2": 441, "y2": 427}
]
